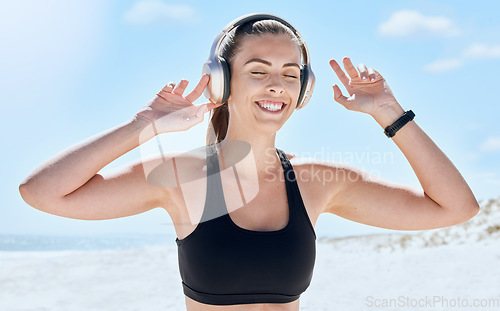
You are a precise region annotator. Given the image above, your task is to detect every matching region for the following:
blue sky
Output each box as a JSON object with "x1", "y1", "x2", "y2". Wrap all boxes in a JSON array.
[{"x1": 2, "y1": 0, "x2": 500, "y2": 239}]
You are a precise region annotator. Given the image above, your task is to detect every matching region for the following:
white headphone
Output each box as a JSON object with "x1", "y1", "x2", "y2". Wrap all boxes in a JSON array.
[{"x1": 202, "y1": 13, "x2": 315, "y2": 110}]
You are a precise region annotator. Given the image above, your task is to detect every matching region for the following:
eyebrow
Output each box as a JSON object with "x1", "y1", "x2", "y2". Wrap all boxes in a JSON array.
[{"x1": 244, "y1": 58, "x2": 300, "y2": 69}]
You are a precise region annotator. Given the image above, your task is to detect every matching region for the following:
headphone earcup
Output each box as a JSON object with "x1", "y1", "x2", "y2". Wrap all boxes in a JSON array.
[
  {"x1": 296, "y1": 64, "x2": 315, "y2": 110},
  {"x1": 202, "y1": 57, "x2": 231, "y2": 104},
  {"x1": 219, "y1": 57, "x2": 231, "y2": 104},
  {"x1": 202, "y1": 58, "x2": 225, "y2": 104},
  {"x1": 297, "y1": 67, "x2": 309, "y2": 109}
]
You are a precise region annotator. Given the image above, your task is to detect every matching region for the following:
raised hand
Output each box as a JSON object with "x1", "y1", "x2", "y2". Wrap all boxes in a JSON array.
[
  {"x1": 329, "y1": 57, "x2": 400, "y2": 117},
  {"x1": 134, "y1": 74, "x2": 223, "y2": 133}
]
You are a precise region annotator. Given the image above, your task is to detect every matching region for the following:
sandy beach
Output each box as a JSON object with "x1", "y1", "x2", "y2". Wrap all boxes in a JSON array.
[{"x1": 1, "y1": 198, "x2": 499, "y2": 311}]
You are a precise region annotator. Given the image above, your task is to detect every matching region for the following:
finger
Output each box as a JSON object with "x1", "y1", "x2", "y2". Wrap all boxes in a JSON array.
[
  {"x1": 329, "y1": 59, "x2": 350, "y2": 89},
  {"x1": 333, "y1": 84, "x2": 349, "y2": 108},
  {"x1": 349, "y1": 68, "x2": 384, "y2": 84},
  {"x1": 370, "y1": 68, "x2": 385, "y2": 83},
  {"x1": 358, "y1": 63, "x2": 368, "y2": 80},
  {"x1": 156, "y1": 92, "x2": 168, "y2": 100},
  {"x1": 194, "y1": 104, "x2": 208, "y2": 118},
  {"x1": 157, "y1": 81, "x2": 176, "y2": 99},
  {"x1": 162, "y1": 81, "x2": 176, "y2": 92},
  {"x1": 205, "y1": 102, "x2": 224, "y2": 111},
  {"x1": 185, "y1": 74, "x2": 210, "y2": 103},
  {"x1": 194, "y1": 103, "x2": 219, "y2": 120},
  {"x1": 172, "y1": 79, "x2": 189, "y2": 96},
  {"x1": 189, "y1": 102, "x2": 223, "y2": 120},
  {"x1": 343, "y1": 57, "x2": 360, "y2": 79},
  {"x1": 368, "y1": 67, "x2": 376, "y2": 82}
]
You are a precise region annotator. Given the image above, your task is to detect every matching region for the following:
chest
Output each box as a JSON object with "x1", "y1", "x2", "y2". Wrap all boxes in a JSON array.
[
  {"x1": 216, "y1": 162, "x2": 323, "y2": 232},
  {"x1": 168, "y1": 156, "x2": 325, "y2": 240},
  {"x1": 223, "y1": 177, "x2": 290, "y2": 232}
]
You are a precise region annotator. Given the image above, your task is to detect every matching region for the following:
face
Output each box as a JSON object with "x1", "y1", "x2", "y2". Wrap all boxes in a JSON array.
[{"x1": 227, "y1": 34, "x2": 302, "y2": 134}]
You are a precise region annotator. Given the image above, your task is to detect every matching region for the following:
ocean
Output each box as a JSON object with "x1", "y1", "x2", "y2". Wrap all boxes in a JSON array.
[{"x1": 0, "y1": 233, "x2": 177, "y2": 251}]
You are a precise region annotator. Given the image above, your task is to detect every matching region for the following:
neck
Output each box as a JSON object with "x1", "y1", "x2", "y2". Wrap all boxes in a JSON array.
[{"x1": 218, "y1": 131, "x2": 281, "y2": 177}]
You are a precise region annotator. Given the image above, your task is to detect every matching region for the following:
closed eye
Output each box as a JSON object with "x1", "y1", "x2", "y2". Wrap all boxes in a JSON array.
[{"x1": 251, "y1": 72, "x2": 266, "y2": 75}]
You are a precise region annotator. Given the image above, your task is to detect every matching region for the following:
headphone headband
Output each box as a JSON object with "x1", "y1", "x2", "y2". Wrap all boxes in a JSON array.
[
  {"x1": 224, "y1": 13, "x2": 297, "y2": 31},
  {"x1": 209, "y1": 13, "x2": 311, "y2": 74},
  {"x1": 203, "y1": 13, "x2": 315, "y2": 109}
]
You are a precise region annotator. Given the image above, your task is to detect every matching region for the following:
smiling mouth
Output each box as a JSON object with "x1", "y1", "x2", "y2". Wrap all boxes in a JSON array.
[{"x1": 255, "y1": 100, "x2": 286, "y2": 113}]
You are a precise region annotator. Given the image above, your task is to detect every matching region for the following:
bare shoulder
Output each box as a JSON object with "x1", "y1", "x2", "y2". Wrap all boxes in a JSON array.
[
  {"x1": 286, "y1": 151, "x2": 353, "y2": 181},
  {"x1": 285, "y1": 152, "x2": 353, "y2": 216},
  {"x1": 143, "y1": 147, "x2": 208, "y2": 188}
]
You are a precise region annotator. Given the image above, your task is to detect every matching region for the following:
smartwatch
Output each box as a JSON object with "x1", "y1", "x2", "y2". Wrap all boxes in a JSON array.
[{"x1": 384, "y1": 110, "x2": 415, "y2": 138}]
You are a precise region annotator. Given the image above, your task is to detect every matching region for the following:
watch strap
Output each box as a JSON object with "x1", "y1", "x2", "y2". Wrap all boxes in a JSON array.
[{"x1": 384, "y1": 110, "x2": 415, "y2": 138}]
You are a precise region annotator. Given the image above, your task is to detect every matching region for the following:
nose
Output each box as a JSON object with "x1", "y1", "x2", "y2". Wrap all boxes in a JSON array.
[{"x1": 266, "y1": 74, "x2": 284, "y2": 94}]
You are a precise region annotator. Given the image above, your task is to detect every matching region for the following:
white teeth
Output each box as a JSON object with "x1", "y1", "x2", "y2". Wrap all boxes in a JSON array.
[{"x1": 257, "y1": 101, "x2": 283, "y2": 112}]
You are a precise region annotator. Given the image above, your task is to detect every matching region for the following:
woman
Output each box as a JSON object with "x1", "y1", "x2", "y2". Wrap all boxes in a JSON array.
[{"x1": 19, "y1": 13, "x2": 479, "y2": 311}]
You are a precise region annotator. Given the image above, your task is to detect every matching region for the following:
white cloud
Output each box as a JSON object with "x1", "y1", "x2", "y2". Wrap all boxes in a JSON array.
[
  {"x1": 379, "y1": 10, "x2": 460, "y2": 37},
  {"x1": 423, "y1": 43, "x2": 500, "y2": 74},
  {"x1": 463, "y1": 43, "x2": 500, "y2": 59},
  {"x1": 480, "y1": 137, "x2": 500, "y2": 152},
  {"x1": 124, "y1": 0, "x2": 195, "y2": 24},
  {"x1": 422, "y1": 58, "x2": 463, "y2": 73}
]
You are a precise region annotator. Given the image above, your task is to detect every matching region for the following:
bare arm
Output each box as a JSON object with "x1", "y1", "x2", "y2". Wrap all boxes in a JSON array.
[
  {"x1": 18, "y1": 118, "x2": 165, "y2": 219},
  {"x1": 323, "y1": 119, "x2": 478, "y2": 230},
  {"x1": 19, "y1": 75, "x2": 219, "y2": 220},
  {"x1": 322, "y1": 58, "x2": 479, "y2": 230}
]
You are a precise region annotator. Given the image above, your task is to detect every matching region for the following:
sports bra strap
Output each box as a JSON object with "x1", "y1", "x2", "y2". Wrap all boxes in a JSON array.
[
  {"x1": 200, "y1": 144, "x2": 227, "y2": 223},
  {"x1": 276, "y1": 148, "x2": 298, "y2": 189}
]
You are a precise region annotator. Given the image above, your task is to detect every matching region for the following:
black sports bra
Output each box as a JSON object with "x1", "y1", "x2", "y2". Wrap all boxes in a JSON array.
[{"x1": 175, "y1": 145, "x2": 316, "y2": 306}]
